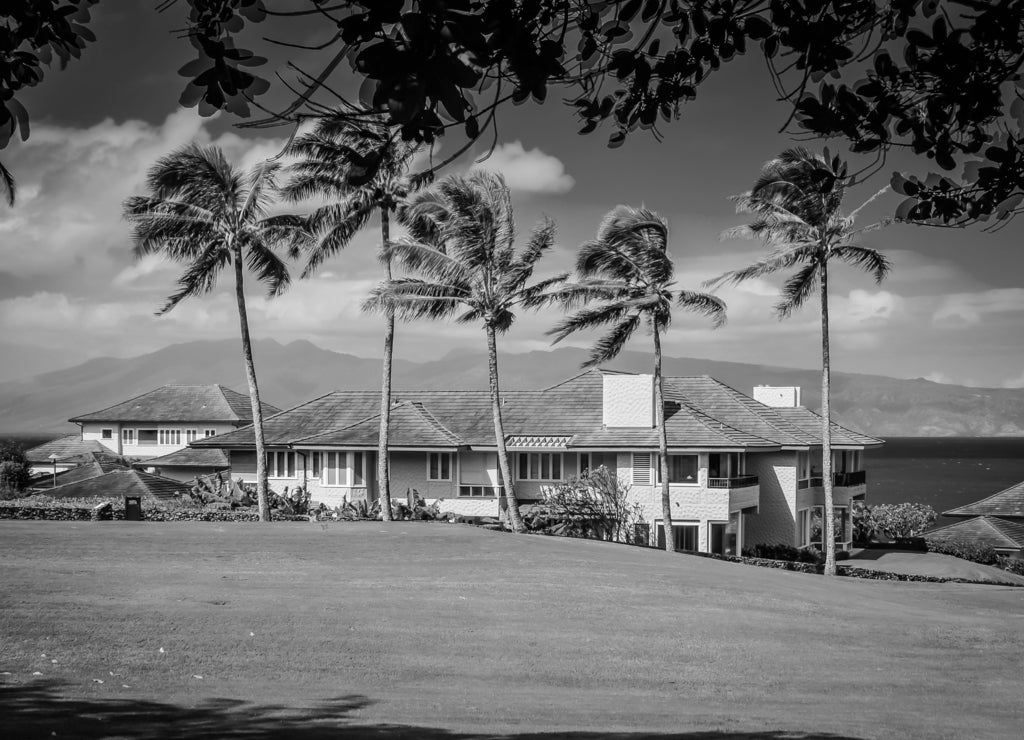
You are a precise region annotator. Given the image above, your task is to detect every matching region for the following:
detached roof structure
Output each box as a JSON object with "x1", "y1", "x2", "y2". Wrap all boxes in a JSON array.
[
  {"x1": 943, "y1": 481, "x2": 1024, "y2": 519},
  {"x1": 925, "y1": 516, "x2": 1024, "y2": 552},
  {"x1": 69, "y1": 385, "x2": 281, "y2": 424},
  {"x1": 32, "y1": 454, "x2": 129, "y2": 490},
  {"x1": 43, "y1": 469, "x2": 189, "y2": 504},
  {"x1": 24, "y1": 435, "x2": 111, "y2": 465},
  {"x1": 194, "y1": 369, "x2": 880, "y2": 452},
  {"x1": 132, "y1": 447, "x2": 229, "y2": 469}
]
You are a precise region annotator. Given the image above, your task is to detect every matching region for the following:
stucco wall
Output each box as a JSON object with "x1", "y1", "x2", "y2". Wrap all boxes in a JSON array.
[
  {"x1": 107, "y1": 422, "x2": 238, "y2": 459},
  {"x1": 82, "y1": 423, "x2": 120, "y2": 454},
  {"x1": 744, "y1": 451, "x2": 798, "y2": 547},
  {"x1": 602, "y1": 374, "x2": 655, "y2": 427}
]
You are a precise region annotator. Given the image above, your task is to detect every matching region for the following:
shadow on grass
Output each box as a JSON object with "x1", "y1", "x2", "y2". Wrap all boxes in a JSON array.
[{"x1": 1, "y1": 680, "x2": 868, "y2": 739}]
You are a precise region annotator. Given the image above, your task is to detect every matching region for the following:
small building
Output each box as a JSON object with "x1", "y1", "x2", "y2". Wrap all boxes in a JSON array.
[
  {"x1": 131, "y1": 447, "x2": 230, "y2": 482},
  {"x1": 193, "y1": 369, "x2": 881, "y2": 554},
  {"x1": 67, "y1": 385, "x2": 281, "y2": 460},
  {"x1": 927, "y1": 481, "x2": 1024, "y2": 558},
  {"x1": 24, "y1": 435, "x2": 113, "y2": 477}
]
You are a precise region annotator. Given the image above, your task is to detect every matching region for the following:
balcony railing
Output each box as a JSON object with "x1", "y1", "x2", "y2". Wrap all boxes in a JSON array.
[
  {"x1": 708, "y1": 474, "x2": 759, "y2": 489},
  {"x1": 798, "y1": 471, "x2": 866, "y2": 489},
  {"x1": 834, "y1": 470, "x2": 866, "y2": 487}
]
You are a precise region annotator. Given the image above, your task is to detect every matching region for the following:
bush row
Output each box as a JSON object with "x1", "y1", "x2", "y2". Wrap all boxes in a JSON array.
[{"x1": 0, "y1": 503, "x2": 310, "y2": 522}]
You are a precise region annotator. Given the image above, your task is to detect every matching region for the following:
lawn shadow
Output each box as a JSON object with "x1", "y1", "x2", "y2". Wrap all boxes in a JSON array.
[{"x1": 1, "y1": 679, "x2": 868, "y2": 739}]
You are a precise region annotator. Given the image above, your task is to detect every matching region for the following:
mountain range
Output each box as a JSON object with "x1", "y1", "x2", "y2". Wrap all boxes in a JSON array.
[{"x1": 1, "y1": 338, "x2": 1022, "y2": 437}]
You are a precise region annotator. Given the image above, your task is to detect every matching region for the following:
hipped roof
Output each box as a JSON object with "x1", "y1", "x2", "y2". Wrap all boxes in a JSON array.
[
  {"x1": 194, "y1": 369, "x2": 880, "y2": 452},
  {"x1": 69, "y1": 385, "x2": 281, "y2": 424}
]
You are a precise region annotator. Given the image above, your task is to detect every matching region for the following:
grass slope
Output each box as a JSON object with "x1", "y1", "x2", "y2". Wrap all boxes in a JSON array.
[{"x1": 1, "y1": 522, "x2": 1022, "y2": 739}]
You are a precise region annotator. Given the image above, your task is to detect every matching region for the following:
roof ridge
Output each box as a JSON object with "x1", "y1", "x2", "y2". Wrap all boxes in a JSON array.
[
  {"x1": 943, "y1": 482, "x2": 1024, "y2": 516},
  {"x1": 540, "y1": 368, "x2": 603, "y2": 391},
  {"x1": 407, "y1": 401, "x2": 464, "y2": 445}
]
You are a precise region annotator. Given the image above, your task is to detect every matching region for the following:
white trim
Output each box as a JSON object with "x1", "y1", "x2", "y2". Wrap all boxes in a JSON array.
[
  {"x1": 320, "y1": 451, "x2": 367, "y2": 488},
  {"x1": 654, "y1": 453, "x2": 700, "y2": 486},
  {"x1": 268, "y1": 450, "x2": 297, "y2": 479},
  {"x1": 121, "y1": 428, "x2": 136, "y2": 446},
  {"x1": 515, "y1": 452, "x2": 563, "y2": 482},
  {"x1": 427, "y1": 452, "x2": 452, "y2": 481}
]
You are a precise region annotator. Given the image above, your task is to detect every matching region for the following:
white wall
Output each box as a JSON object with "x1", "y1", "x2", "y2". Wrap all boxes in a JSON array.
[
  {"x1": 603, "y1": 374, "x2": 655, "y2": 427},
  {"x1": 113, "y1": 422, "x2": 238, "y2": 459}
]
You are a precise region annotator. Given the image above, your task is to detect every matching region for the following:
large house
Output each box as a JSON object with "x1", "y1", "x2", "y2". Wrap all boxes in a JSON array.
[
  {"x1": 193, "y1": 370, "x2": 881, "y2": 554},
  {"x1": 66, "y1": 385, "x2": 281, "y2": 481},
  {"x1": 926, "y1": 481, "x2": 1024, "y2": 559}
]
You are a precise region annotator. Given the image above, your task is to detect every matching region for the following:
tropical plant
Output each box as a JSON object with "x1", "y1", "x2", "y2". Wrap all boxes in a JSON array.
[
  {"x1": 529, "y1": 465, "x2": 642, "y2": 543},
  {"x1": 708, "y1": 147, "x2": 891, "y2": 575},
  {"x1": 869, "y1": 502, "x2": 937, "y2": 540},
  {"x1": 364, "y1": 170, "x2": 565, "y2": 533},
  {"x1": 284, "y1": 111, "x2": 421, "y2": 522},
  {"x1": 548, "y1": 205, "x2": 726, "y2": 552},
  {"x1": 122, "y1": 144, "x2": 309, "y2": 522},
  {"x1": 0, "y1": 161, "x2": 14, "y2": 206}
]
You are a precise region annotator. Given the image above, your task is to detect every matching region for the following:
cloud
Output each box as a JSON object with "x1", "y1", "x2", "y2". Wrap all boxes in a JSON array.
[
  {"x1": 932, "y1": 288, "x2": 1024, "y2": 326},
  {"x1": 1004, "y1": 370, "x2": 1024, "y2": 389},
  {"x1": 470, "y1": 141, "x2": 575, "y2": 194}
]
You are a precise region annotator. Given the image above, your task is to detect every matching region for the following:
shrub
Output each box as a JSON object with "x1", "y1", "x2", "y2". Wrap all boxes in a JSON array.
[
  {"x1": 851, "y1": 500, "x2": 877, "y2": 544},
  {"x1": 925, "y1": 538, "x2": 999, "y2": 565},
  {"x1": 0, "y1": 459, "x2": 32, "y2": 496},
  {"x1": 742, "y1": 543, "x2": 825, "y2": 564},
  {"x1": 996, "y1": 556, "x2": 1024, "y2": 576},
  {"x1": 526, "y1": 466, "x2": 643, "y2": 543},
  {"x1": 869, "y1": 503, "x2": 937, "y2": 540}
]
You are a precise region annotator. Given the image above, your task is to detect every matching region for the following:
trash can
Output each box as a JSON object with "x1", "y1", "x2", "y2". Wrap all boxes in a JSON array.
[{"x1": 124, "y1": 496, "x2": 142, "y2": 521}]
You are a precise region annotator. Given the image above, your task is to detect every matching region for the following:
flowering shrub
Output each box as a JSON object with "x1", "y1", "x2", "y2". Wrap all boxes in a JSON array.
[
  {"x1": 866, "y1": 502, "x2": 937, "y2": 540},
  {"x1": 525, "y1": 466, "x2": 642, "y2": 543}
]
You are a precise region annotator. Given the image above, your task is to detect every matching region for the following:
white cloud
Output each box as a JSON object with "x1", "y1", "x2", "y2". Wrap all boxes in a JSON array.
[
  {"x1": 470, "y1": 141, "x2": 575, "y2": 194},
  {"x1": 923, "y1": 371, "x2": 955, "y2": 385},
  {"x1": 932, "y1": 288, "x2": 1024, "y2": 326},
  {"x1": 1003, "y1": 370, "x2": 1024, "y2": 389}
]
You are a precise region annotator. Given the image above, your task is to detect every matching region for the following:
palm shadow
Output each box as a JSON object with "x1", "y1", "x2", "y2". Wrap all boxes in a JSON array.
[{"x1": 0, "y1": 679, "x2": 868, "y2": 739}]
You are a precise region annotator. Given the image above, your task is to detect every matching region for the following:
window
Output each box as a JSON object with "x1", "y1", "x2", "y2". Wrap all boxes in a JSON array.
[
  {"x1": 158, "y1": 429, "x2": 181, "y2": 446},
  {"x1": 122, "y1": 429, "x2": 136, "y2": 445},
  {"x1": 516, "y1": 452, "x2": 562, "y2": 481},
  {"x1": 655, "y1": 454, "x2": 699, "y2": 484},
  {"x1": 428, "y1": 452, "x2": 452, "y2": 481},
  {"x1": 204, "y1": 429, "x2": 217, "y2": 438},
  {"x1": 801, "y1": 506, "x2": 850, "y2": 547},
  {"x1": 310, "y1": 451, "x2": 322, "y2": 479},
  {"x1": 185, "y1": 429, "x2": 199, "y2": 443},
  {"x1": 137, "y1": 429, "x2": 157, "y2": 444},
  {"x1": 267, "y1": 451, "x2": 296, "y2": 479},
  {"x1": 656, "y1": 522, "x2": 699, "y2": 552},
  {"x1": 321, "y1": 451, "x2": 365, "y2": 487},
  {"x1": 100, "y1": 428, "x2": 113, "y2": 440},
  {"x1": 459, "y1": 485, "x2": 499, "y2": 497},
  {"x1": 578, "y1": 452, "x2": 591, "y2": 475}
]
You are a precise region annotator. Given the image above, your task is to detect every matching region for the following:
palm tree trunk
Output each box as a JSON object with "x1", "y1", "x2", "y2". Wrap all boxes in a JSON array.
[
  {"x1": 233, "y1": 244, "x2": 270, "y2": 522},
  {"x1": 486, "y1": 322, "x2": 523, "y2": 532},
  {"x1": 653, "y1": 326, "x2": 675, "y2": 552},
  {"x1": 820, "y1": 259, "x2": 836, "y2": 575},
  {"x1": 377, "y1": 207, "x2": 394, "y2": 521}
]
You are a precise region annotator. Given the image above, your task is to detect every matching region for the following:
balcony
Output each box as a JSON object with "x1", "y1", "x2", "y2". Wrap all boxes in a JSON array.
[
  {"x1": 708, "y1": 474, "x2": 759, "y2": 489},
  {"x1": 797, "y1": 471, "x2": 866, "y2": 489}
]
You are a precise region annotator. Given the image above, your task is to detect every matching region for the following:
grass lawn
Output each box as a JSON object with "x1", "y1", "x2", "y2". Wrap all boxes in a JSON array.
[{"x1": 1, "y1": 521, "x2": 1022, "y2": 739}]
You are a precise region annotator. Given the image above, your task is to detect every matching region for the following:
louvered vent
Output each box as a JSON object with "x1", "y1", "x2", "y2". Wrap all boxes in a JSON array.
[{"x1": 632, "y1": 453, "x2": 652, "y2": 485}]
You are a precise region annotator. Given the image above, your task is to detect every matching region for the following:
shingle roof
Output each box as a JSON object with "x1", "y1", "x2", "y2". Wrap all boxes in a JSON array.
[
  {"x1": 24, "y1": 435, "x2": 111, "y2": 464},
  {"x1": 30, "y1": 455, "x2": 130, "y2": 489},
  {"x1": 925, "y1": 516, "x2": 1024, "y2": 551},
  {"x1": 132, "y1": 447, "x2": 230, "y2": 469},
  {"x1": 943, "y1": 481, "x2": 1024, "y2": 518},
  {"x1": 68, "y1": 385, "x2": 282, "y2": 424},
  {"x1": 194, "y1": 369, "x2": 877, "y2": 453},
  {"x1": 295, "y1": 401, "x2": 463, "y2": 448},
  {"x1": 43, "y1": 469, "x2": 189, "y2": 503}
]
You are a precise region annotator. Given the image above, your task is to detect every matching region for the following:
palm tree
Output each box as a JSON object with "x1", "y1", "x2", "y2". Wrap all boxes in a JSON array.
[
  {"x1": 548, "y1": 205, "x2": 726, "y2": 553},
  {"x1": 123, "y1": 144, "x2": 309, "y2": 522},
  {"x1": 1, "y1": 161, "x2": 14, "y2": 206},
  {"x1": 364, "y1": 171, "x2": 565, "y2": 533},
  {"x1": 708, "y1": 147, "x2": 890, "y2": 575},
  {"x1": 284, "y1": 112, "x2": 420, "y2": 521}
]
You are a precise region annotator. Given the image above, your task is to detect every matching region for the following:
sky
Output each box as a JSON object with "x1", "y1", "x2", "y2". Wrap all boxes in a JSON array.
[{"x1": 1, "y1": 4, "x2": 1022, "y2": 389}]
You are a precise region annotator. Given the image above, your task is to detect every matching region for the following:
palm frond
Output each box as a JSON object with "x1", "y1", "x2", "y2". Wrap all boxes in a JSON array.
[
  {"x1": 516, "y1": 272, "x2": 570, "y2": 310},
  {"x1": 676, "y1": 290, "x2": 728, "y2": 328},
  {"x1": 0, "y1": 160, "x2": 15, "y2": 206},
  {"x1": 833, "y1": 245, "x2": 891, "y2": 284},
  {"x1": 547, "y1": 301, "x2": 635, "y2": 344},
  {"x1": 157, "y1": 245, "x2": 232, "y2": 315},
  {"x1": 301, "y1": 195, "x2": 377, "y2": 277},
  {"x1": 363, "y1": 278, "x2": 466, "y2": 322},
  {"x1": 245, "y1": 239, "x2": 292, "y2": 297},
  {"x1": 775, "y1": 262, "x2": 820, "y2": 318},
  {"x1": 584, "y1": 313, "x2": 644, "y2": 367},
  {"x1": 384, "y1": 238, "x2": 472, "y2": 285},
  {"x1": 397, "y1": 189, "x2": 450, "y2": 244}
]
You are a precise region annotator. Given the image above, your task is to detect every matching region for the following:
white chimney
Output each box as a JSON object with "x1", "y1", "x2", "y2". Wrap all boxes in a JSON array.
[
  {"x1": 603, "y1": 374, "x2": 655, "y2": 427},
  {"x1": 753, "y1": 385, "x2": 801, "y2": 408}
]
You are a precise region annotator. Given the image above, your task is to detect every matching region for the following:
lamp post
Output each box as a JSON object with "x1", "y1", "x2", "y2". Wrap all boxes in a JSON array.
[{"x1": 48, "y1": 453, "x2": 58, "y2": 487}]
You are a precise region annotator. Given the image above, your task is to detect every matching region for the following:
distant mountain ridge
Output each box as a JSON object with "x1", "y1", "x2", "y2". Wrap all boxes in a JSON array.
[{"x1": 1, "y1": 338, "x2": 1022, "y2": 437}]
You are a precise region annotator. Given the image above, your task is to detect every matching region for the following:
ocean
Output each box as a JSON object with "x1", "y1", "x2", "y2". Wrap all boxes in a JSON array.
[{"x1": 3, "y1": 434, "x2": 1023, "y2": 523}]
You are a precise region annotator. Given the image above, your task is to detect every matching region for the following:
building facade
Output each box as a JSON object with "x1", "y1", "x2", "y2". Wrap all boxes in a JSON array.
[{"x1": 194, "y1": 370, "x2": 881, "y2": 554}]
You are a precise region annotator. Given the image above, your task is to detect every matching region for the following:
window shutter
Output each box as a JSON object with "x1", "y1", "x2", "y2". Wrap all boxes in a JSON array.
[{"x1": 633, "y1": 453, "x2": 652, "y2": 485}]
